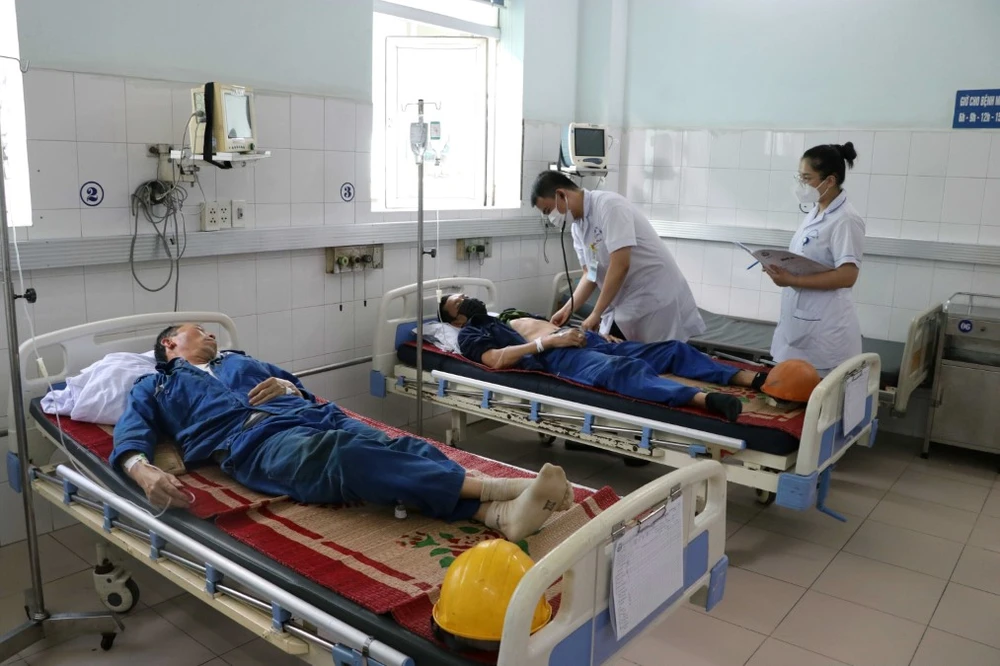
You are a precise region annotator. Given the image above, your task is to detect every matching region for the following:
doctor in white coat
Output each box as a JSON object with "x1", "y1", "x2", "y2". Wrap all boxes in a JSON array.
[
  {"x1": 767, "y1": 143, "x2": 864, "y2": 375},
  {"x1": 531, "y1": 171, "x2": 705, "y2": 343}
]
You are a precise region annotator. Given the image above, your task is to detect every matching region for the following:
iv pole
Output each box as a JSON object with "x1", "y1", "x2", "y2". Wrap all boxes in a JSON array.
[{"x1": 0, "y1": 55, "x2": 121, "y2": 662}]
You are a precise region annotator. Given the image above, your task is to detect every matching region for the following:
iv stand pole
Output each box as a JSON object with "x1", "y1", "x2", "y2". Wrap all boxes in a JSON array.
[
  {"x1": 414, "y1": 99, "x2": 426, "y2": 435},
  {"x1": 0, "y1": 87, "x2": 122, "y2": 663}
]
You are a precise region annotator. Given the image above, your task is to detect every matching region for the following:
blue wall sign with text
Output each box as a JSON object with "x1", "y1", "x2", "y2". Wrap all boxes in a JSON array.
[
  {"x1": 80, "y1": 181, "x2": 105, "y2": 206},
  {"x1": 953, "y1": 89, "x2": 1000, "y2": 129}
]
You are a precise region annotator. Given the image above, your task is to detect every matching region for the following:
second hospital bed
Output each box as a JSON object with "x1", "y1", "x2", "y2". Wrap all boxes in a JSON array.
[
  {"x1": 372, "y1": 278, "x2": 882, "y2": 518},
  {"x1": 5, "y1": 312, "x2": 729, "y2": 666}
]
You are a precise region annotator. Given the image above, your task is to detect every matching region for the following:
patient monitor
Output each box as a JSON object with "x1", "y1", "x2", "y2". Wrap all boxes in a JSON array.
[
  {"x1": 188, "y1": 83, "x2": 258, "y2": 156},
  {"x1": 559, "y1": 123, "x2": 609, "y2": 171}
]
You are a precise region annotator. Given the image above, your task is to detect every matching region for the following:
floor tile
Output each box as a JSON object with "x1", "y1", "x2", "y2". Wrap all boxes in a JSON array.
[
  {"x1": 890, "y1": 468, "x2": 990, "y2": 513},
  {"x1": 724, "y1": 526, "x2": 838, "y2": 587},
  {"x1": 907, "y1": 449, "x2": 998, "y2": 488},
  {"x1": 930, "y1": 582, "x2": 1000, "y2": 650},
  {"x1": 0, "y1": 535, "x2": 90, "y2": 588},
  {"x1": 745, "y1": 638, "x2": 850, "y2": 666},
  {"x1": 688, "y1": 566, "x2": 805, "y2": 634},
  {"x1": 746, "y1": 505, "x2": 863, "y2": 550},
  {"x1": 951, "y1": 546, "x2": 1000, "y2": 596},
  {"x1": 220, "y1": 638, "x2": 311, "y2": 666},
  {"x1": 773, "y1": 591, "x2": 924, "y2": 666},
  {"x1": 153, "y1": 594, "x2": 256, "y2": 655},
  {"x1": 811, "y1": 552, "x2": 947, "y2": 623},
  {"x1": 868, "y1": 492, "x2": 978, "y2": 542},
  {"x1": 725, "y1": 501, "x2": 761, "y2": 526},
  {"x1": 621, "y1": 607, "x2": 765, "y2": 666},
  {"x1": 22, "y1": 608, "x2": 214, "y2": 665},
  {"x1": 824, "y1": 478, "x2": 885, "y2": 518},
  {"x1": 843, "y1": 520, "x2": 963, "y2": 579},
  {"x1": 981, "y1": 488, "x2": 1000, "y2": 518},
  {"x1": 830, "y1": 453, "x2": 908, "y2": 491},
  {"x1": 48, "y1": 524, "x2": 103, "y2": 561},
  {"x1": 968, "y1": 514, "x2": 1000, "y2": 553},
  {"x1": 910, "y1": 628, "x2": 1000, "y2": 666}
]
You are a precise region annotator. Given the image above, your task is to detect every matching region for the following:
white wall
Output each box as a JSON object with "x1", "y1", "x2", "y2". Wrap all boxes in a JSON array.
[
  {"x1": 624, "y1": 0, "x2": 1000, "y2": 129},
  {"x1": 522, "y1": 0, "x2": 579, "y2": 124},
  {"x1": 15, "y1": 0, "x2": 374, "y2": 101}
]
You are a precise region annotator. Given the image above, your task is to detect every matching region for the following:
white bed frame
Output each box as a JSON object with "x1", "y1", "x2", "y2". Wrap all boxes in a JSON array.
[
  {"x1": 6, "y1": 312, "x2": 729, "y2": 666},
  {"x1": 372, "y1": 279, "x2": 881, "y2": 518}
]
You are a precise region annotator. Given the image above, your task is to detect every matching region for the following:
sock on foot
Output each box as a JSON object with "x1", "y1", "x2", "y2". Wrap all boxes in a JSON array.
[
  {"x1": 483, "y1": 463, "x2": 569, "y2": 541},
  {"x1": 705, "y1": 392, "x2": 742, "y2": 423},
  {"x1": 480, "y1": 475, "x2": 574, "y2": 511}
]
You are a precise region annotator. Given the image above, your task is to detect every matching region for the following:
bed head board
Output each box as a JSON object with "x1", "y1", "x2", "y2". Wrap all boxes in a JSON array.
[
  {"x1": 551, "y1": 269, "x2": 583, "y2": 316},
  {"x1": 893, "y1": 303, "x2": 942, "y2": 413},
  {"x1": 373, "y1": 278, "x2": 499, "y2": 376},
  {"x1": 8, "y1": 312, "x2": 238, "y2": 466}
]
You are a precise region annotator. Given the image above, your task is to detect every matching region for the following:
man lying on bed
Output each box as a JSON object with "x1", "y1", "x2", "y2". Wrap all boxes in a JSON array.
[
  {"x1": 111, "y1": 323, "x2": 573, "y2": 542},
  {"x1": 439, "y1": 295, "x2": 765, "y2": 423}
]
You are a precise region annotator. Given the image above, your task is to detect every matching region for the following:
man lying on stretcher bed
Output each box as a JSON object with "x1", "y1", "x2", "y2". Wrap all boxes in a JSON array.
[
  {"x1": 439, "y1": 294, "x2": 767, "y2": 423},
  {"x1": 111, "y1": 323, "x2": 573, "y2": 542}
]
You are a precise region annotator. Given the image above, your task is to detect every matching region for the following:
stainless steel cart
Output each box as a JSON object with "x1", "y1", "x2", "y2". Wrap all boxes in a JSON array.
[{"x1": 923, "y1": 292, "x2": 1000, "y2": 458}]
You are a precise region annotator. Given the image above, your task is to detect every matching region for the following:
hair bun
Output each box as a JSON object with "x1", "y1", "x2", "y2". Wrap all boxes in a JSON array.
[{"x1": 837, "y1": 142, "x2": 858, "y2": 168}]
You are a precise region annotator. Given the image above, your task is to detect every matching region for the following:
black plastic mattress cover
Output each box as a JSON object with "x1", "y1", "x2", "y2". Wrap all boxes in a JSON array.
[
  {"x1": 395, "y1": 344, "x2": 800, "y2": 457},
  {"x1": 28, "y1": 399, "x2": 476, "y2": 666}
]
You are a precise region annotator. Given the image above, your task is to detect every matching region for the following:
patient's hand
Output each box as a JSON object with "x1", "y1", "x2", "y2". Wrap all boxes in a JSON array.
[
  {"x1": 130, "y1": 463, "x2": 191, "y2": 510},
  {"x1": 602, "y1": 333, "x2": 623, "y2": 343},
  {"x1": 545, "y1": 329, "x2": 587, "y2": 349},
  {"x1": 249, "y1": 377, "x2": 302, "y2": 406}
]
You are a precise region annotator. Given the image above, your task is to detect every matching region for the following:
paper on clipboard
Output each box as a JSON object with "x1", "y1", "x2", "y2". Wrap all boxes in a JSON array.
[
  {"x1": 843, "y1": 366, "x2": 869, "y2": 435},
  {"x1": 609, "y1": 497, "x2": 685, "y2": 639},
  {"x1": 734, "y1": 242, "x2": 833, "y2": 276}
]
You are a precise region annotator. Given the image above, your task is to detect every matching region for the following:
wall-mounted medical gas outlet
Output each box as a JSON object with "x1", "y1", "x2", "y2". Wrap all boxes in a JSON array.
[
  {"x1": 200, "y1": 202, "x2": 221, "y2": 231},
  {"x1": 231, "y1": 200, "x2": 247, "y2": 228},
  {"x1": 456, "y1": 238, "x2": 492, "y2": 260},
  {"x1": 326, "y1": 245, "x2": 384, "y2": 274}
]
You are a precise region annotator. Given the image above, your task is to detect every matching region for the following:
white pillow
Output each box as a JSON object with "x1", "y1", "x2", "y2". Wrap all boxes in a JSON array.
[
  {"x1": 41, "y1": 351, "x2": 157, "y2": 425},
  {"x1": 414, "y1": 321, "x2": 463, "y2": 355}
]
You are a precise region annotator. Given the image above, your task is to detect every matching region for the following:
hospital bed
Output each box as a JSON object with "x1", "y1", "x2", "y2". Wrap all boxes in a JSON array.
[
  {"x1": 4, "y1": 312, "x2": 729, "y2": 666},
  {"x1": 372, "y1": 278, "x2": 881, "y2": 518}
]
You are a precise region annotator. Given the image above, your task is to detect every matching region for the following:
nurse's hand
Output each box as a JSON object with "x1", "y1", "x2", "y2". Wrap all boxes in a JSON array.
[
  {"x1": 765, "y1": 265, "x2": 799, "y2": 288},
  {"x1": 550, "y1": 305, "x2": 571, "y2": 327},
  {"x1": 580, "y1": 314, "x2": 601, "y2": 332}
]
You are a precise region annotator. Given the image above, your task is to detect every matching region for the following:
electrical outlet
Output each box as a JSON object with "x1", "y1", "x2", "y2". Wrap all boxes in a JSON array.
[
  {"x1": 456, "y1": 238, "x2": 492, "y2": 260},
  {"x1": 325, "y1": 245, "x2": 384, "y2": 273},
  {"x1": 217, "y1": 201, "x2": 232, "y2": 229},
  {"x1": 200, "y1": 202, "x2": 220, "y2": 231},
  {"x1": 231, "y1": 200, "x2": 247, "y2": 228}
]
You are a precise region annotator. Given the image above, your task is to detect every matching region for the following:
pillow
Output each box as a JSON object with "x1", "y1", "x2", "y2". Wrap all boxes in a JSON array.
[
  {"x1": 41, "y1": 351, "x2": 157, "y2": 425},
  {"x1": 413, "y1": 321, "x2": 462, "y2": 355}
]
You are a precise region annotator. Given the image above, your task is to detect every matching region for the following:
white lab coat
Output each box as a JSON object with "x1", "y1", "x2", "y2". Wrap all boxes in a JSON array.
[
  {"x1": 571, "y1": 190, "x2": 705, "y2": 342},
  {"x1": 771, "y1": 191, "x2": 864, "y2": 373}
]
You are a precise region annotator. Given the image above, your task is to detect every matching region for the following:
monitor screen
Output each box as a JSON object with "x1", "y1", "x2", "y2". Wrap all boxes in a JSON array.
[
  {"x1": 573, "y1": 127, "x2": 605, "y2": 158},
  {"x1": 223, "y1": 91, "x2": 253, "y2": 139}
]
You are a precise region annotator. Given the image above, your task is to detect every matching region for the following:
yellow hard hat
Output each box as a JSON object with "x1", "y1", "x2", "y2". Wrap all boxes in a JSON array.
[{"x1": 431, "y1": 539, "x2": 552, "y2": 648}]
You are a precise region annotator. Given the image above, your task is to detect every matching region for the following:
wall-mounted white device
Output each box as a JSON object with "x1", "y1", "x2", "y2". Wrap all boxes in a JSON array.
[
  {"x1": 559, "y1": 123, "x2": 609, "y2": 171},
  {"x1": 188, "y1": 83, "x2": 258, "y2": 158}
]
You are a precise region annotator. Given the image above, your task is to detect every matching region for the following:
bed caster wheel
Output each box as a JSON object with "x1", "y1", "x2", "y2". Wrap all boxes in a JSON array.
[
  {"x1": 94, "y1": 561, "x2": 140, "y2": 614},
  {"x1": 101, "y1": 578, "x2": 140, "y2": 614},
  {"x1": 538, "y1": 434, "x2": 557, "y2": 447},
  {"x1": 100, "y1": 632, "x2": 116, "y2": 651},
  {"x1": 755, "y1": 489, "x2": 776, "y2": 506}
]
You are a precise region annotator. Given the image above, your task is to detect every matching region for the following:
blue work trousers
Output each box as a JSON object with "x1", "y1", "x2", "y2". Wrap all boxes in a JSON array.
[
  {"x1": 542, "y1": 332, "x2": 739, "y2": 405},
  {"x1": 224, "y1": 404, "x2": 479, "y2": 521}
]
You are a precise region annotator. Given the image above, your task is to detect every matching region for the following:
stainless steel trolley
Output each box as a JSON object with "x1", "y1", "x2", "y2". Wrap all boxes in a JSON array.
[{"x1": 923, "y1": 292, "x2": 1000, "y2": 458}]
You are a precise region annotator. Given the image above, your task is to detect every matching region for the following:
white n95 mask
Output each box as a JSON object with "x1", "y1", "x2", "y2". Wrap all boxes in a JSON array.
[
  {"x1": 793, "y1": 181, "x2": 821, "y2": 206},
  {"x1": 547, "y1": 193, "x2": 567, "y2": 226}
]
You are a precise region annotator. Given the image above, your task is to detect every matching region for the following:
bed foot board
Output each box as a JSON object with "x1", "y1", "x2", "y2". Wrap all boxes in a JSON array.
[{"x1": 775, "y1": 466, "x2": 847, "y2": 522}]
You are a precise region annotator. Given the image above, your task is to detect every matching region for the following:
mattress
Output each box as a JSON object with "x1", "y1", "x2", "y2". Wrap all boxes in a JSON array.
[
  {"x1": 396, "y1": 344, "x2": 801, "y2": 457},
  {"x1": 27, "y1": 400, "x2": 521, "y2": 666}
]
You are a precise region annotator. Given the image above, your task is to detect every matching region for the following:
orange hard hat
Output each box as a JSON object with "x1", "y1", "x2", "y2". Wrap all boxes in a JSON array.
[{"x1": 761, "y1": 359, "x2": 821, "y2": 403}]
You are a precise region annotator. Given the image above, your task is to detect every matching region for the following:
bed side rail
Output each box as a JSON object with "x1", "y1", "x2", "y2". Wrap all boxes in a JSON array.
[
  {"x1": 372, "y1": 278, "x2": 499, "y2": 376},
  {"x1": 499, "y1": 460, "x2": 728, "y2": 665},
  {"x1": 892, "y1": 303, "x2": 942, "y2": 414},
  {"x1": 550, "y1": 269, "x2": 584, "y2": 316}
]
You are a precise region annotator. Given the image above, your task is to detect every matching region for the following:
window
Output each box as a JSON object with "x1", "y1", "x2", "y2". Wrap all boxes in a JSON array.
[
  {"x1": 0, "y1": 0, "x2": 31, "y2": 228},
  {"x1": 373, "y1": 1, "x2": 501, "y2": 210}
]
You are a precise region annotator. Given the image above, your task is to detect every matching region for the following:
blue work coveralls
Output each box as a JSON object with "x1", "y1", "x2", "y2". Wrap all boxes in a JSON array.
[
  {"x1": 112, "y1": 351, "x2": 478, "y2": 521},
  {"x1": 457, "y1": 316, "x2": 739, "y2": 405}
]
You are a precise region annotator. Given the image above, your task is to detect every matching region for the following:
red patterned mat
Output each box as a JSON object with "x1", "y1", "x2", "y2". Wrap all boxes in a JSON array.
[{"x1": 406, "y1": 341, "x2": 807, "y2": 439}]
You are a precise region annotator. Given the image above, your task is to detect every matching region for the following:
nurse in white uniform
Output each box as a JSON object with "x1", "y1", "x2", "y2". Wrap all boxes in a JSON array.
[
  {"x1": 767, "y1": 143, "x2": 864, "y2": 375},
  {"x1": 530, "y1": 171, "x2": 705, "y2": 343}
]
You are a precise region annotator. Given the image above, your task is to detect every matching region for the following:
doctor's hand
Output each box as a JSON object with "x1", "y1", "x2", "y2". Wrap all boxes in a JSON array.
[
  {"x1": 550, "y1": 305, "x2": 571, "y2": 327},
  {"x1": 580, "y1": 314, "x2": 602, "y2": 333},
  {"x1": 131, "y1": 463, "x2": 192, "y2": 511},
  {"x1": 765, "y1": 265, "x2": 799, "y2": 288},
  {"x1": 249, "y1": 377, "x2": 302, "y2": 406}
]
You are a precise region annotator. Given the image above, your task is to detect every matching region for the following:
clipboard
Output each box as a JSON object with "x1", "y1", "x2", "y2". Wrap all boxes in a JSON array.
[{"x1": 608, "y1": 484, "x2": 685, "y2": 639}]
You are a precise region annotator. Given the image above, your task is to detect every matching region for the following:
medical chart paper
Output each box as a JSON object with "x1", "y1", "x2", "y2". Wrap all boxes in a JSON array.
[
  {"x1": 843, "y1": 366, "x2": 870, "y2": 435},
  {"x1": 735, "y1": 242, "x2": 832, "y2": 276},
  {"x1": 609, "y1": 496, "x2": 684, "y2": 639}
]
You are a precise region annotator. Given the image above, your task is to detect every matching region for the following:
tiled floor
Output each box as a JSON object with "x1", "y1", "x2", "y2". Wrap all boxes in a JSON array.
[{"x1": 1, "y1": 418, "x2": 999, "y2": 665}]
